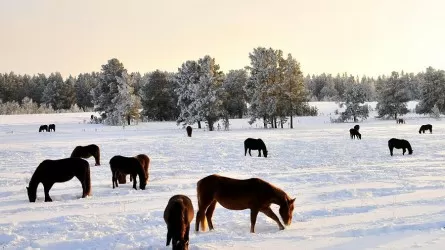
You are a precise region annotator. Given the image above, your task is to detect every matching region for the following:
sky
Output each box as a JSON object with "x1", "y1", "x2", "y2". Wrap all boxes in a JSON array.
[{"x1": 1, "y1": 0, "x2": 445, "y2": 78}]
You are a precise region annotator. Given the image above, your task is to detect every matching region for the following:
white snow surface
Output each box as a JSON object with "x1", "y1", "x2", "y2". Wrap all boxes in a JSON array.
[{"x1": 1, "y1": 102, "x2": 445, "y2": 250}]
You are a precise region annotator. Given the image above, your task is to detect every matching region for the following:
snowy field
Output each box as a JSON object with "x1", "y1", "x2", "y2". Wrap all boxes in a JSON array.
[{"x1": 1, "y1": 102, "x2": 445, "y2": 249}]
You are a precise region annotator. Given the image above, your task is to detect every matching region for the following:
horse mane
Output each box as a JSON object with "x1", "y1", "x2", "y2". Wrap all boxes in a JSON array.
[
  {"x1": 167, "y1": 202, "x2": 187, "y2": 240},
  {"x1": 405, "y1": 140, "x2": 413, "y2": 154}
]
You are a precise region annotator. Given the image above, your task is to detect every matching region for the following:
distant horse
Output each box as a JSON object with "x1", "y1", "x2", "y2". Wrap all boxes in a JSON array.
[
  {"x1": 419, "y1": 124, "x2": 432, "y2": 134},
  {"x1": 397, "y1": 118, "x2": 405, "y2": 124},
  {"x1": 70, "y1": 144, "x2": 101, "y2": 166},
  {"x1": 117, "y1": 154, "x2": 150, "y2": 185},
  {"x1": 48, "y1": 124, "x2": 56, "y2": 132},
  {"x1": 244, "y1": 138, "x2": 268, "y2": 158},
  {"x1": 110, "y1": 155, "x2": 147, "y2": 190},
  {"x1": 26, "y1": 158, "x2": 91, "y2": 202},
  {"x1": 39, "y1": 125, "x2": 48, "y2": 132},
  {"x1": 164, "y1": 195, "x2": 194, "y2": 250},
  {"x1": 388, "y1": 138, "x2": 413, "y2": 156},
  {"x1": 354, "y1": 124, "x2": 360, "y2": 131},
  {"x1": 349, "y1": 128, "x2": 361, "y2": 139},
  {"x1": 195, "y1": 174, "x2": 295, "y2": 233},
  {"x1": 186, "y1": 126, "x2": 192, "y2": 137}
]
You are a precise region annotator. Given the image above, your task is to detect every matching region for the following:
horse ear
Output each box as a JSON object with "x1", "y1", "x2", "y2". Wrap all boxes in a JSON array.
[{"x1": 289, "y1": 198, "x2": 296, "y2": 204}]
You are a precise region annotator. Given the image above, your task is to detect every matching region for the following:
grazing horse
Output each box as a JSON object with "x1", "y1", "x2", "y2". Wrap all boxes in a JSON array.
[
  {"x1": 349, "y1": 128, "x2": 361, "y2": 139},
  {"x1": 39, "y1": 125, "x2": 48, "y2": 132},
  {"x1": 109, "y1": 155, "x2": 147, "y2": 190},
  {"x1": 388, "y1": 138, "x2": 413, "y2": 156},
  {"x1": 117, "y1": 154, "x2": 150, "y2": 185},
  {"x1": 354, "y1": 124, "x2": 360, "y2": 131},
  {"x1": 195, "y1": 174, "x2": 295, "y2": 233},
  {"x1": 186, "y1": 126, "x2": 192, "y2": 137},
  {"x1": 397, "y1": 118, "x2": 405, "y2": 124},
  {"x1": 419, "y1": 124, "x2": 432, "y2": 134},
  {"x1": 26, "y1": 158, "x2": 92, "y2": 202},
  {"x1": 244, "y1": 138, "x2": 268, "y2": 158},
  {"x1": 70, "y1": 144, "x2": 101, "y2": 166},
  {"x1": 164, "y1": 195, "x2": 194, "y2": 250},
  {"x1": 48, "y1": 124, "x2": 56, "y2": 132}
]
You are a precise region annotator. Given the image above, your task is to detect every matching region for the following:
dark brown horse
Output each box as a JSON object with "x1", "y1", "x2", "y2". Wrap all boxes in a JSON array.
[
  {"x1": 48, "y1": 124, "x2": 56, "y2": 132},
  {"x1": 164, "y1": 195, "x2": 194, "y2": 250},
  {"x1": 186, "y1": 126, "x2": 192, "y2": 137},
  {"x1": 110, "y1": 155, "x2": 147, "y2": 190},
  {"x1": 195, "y1": 174, "x2": 295, "y2": 233},
  {"x1": 244, "y1": 138, "x2": 268, "y2": 157},
  {"x1": 388, "y1": 138, "x2": 413, "y2": 156},
  {"x1": 419, "y1": 124, "x2": 432, "y2": 134},
  {"x1": 70, "y1": 144, "x2": 101, "y2": 166},
  {"x1": 39, "y1": 125, "x2": 48, "y2": 132},
  {"x1": 349, "y1": 128, "x2": 361, "y2": 139},
  {"x1": 26, "y1": 158, "x2": 92, "y2": 202},
  {"x1": 117, "y1": 154, "x2": 150, "y2": 185}
]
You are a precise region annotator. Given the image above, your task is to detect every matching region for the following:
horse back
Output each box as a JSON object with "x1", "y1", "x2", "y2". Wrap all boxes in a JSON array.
[
  {"x1": 36, "y1": 158, "x2": 89, "y2": 182},
  {"x1": 164, "y1": 195, "x2": 194, "y2": 224},
  {"x1": 198, "y1": 175, "x2": 279, "y2": 210},
  {"x1": 110, "y1": 155, "x2": 141, "y2": 174},
  {"x1": 244, "y1": 138, "x2": 265, "y2": 150}
]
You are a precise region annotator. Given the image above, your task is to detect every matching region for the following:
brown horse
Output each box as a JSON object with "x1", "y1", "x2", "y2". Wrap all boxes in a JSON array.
[
  {"x1": 195, "y1": 174, "x2": 295, "y2": 233},
  {"x1": 117, "y1": 154, "x2": 150, "y2": 185},
  {"x1": 110, "y1": 155, "x2": 147, "y2": 190},
  {"x1": 186, "y1": 126, "x2": 192, "y2": 137},
  {"x1": 26, "y1": 158, "x2": 92, "y2": 202},
  {"x1": 164, "y1": 195, "x2": 194, "y2": 250},
  {"x1": 70, "y1": 144, "x2": 101, "y2": 166}
]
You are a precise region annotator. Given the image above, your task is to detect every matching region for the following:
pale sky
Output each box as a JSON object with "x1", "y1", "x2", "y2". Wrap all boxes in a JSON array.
[{"x1": 1, "y1": 0, "x2": 445, "y2": 78}]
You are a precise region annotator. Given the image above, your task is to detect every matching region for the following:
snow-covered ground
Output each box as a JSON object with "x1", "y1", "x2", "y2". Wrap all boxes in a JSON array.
[{"x1": 1, "y1": 102, "x2": 445, "y2": 250}]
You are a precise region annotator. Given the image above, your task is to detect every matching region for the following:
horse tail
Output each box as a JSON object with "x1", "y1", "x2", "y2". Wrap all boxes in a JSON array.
[
  {"x1": 196, "y1": 179, "x2": 208, "y2": 231},
  {"x1": 84, "y1": 164, "x2": 92, "y2": 196}
]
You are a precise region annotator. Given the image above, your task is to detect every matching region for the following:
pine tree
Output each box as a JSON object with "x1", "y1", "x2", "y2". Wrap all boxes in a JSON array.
[
  {"x1": 140, "y1": 70, "x2": 179, "y2": 121},
  {"x1": 416, "y1": 67, "x2": 445, "y2": 114},
  {"x1": 339, "y1": 83, "x2": 369, "y2": 122},
  {"x1": 221, "y1": 69, "x2": 248, "y2": 119},
  {"x1": 376, "y1": 71, "x2": 410, "y2": 119}
]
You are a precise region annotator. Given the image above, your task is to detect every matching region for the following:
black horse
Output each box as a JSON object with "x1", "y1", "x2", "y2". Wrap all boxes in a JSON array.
[
  {"x1": 70, "y1": 144, "x2": 101, "y2": 166},
  {"x1": 39, "y1": 125, "x2": 48, "y2": 132},
  {"x1": 244, "y1": 138, "x2": 268, "y2": 157},
  {"x1": 109, "y1": 155, "x2": 147, "y2": 190},
  {"x1": 26, "y1": 158, "x2": 92, "y2": 202},
  {"x1": 388, "y1": 138, "x2": 413, "y2": 156},
  {"x1": 349, "y1": 128, "x2": 361, "y2": 139},
  {"x1": 419, "y1": 124, "x2": 432, "y2": 134},
  {"x1": 186, "y1": 126, "x2": 192, "y2": 137},
  {"x1": 397, "y1": 118, "x2": 405, "y2": 124},
  {"x1": 48, "y1": 124, "x2": 56, "y2": 132}
]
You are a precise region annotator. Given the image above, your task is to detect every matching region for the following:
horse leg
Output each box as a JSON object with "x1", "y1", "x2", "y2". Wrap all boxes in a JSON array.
[
  {"x1": 258, "y1": 150, "x2": 261, "y2": 157},
  {"x1": 205, "y1": 200, "x2": 217, "y2": 230},
  {"x1": 195, "y1": 197, "x2": 212, "y2": 232},
  {"x1": 250, "y1": 209, "x2": 259, "y2": 233},
  {"x1": 260, "y1": 207, "x2": 285, "y2": 231},
  {"x1": 244, "y1": 147, "x2": 248, "y2": 156},
  {"x1": 403, "y1": 148, "x2": 406, "y2": 155},
  {"x1": 389, "y1": 147, "x2": 393, "y2": 156},
  {"x1": 132, "y1": 174, "x2": 137, "y2": 190},
  {"x1": 248, "y1": 149, "x2": 252, "y2": 156},
  {"x1": 112, "y1": 171, "x2": 118, "y2": 188},
  {"x1": 43, "y1": 183, "x2": 54, "y2": 202}
]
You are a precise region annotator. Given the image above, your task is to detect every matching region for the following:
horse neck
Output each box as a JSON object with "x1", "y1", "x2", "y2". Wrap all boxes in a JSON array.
[
  {"x1": 168, "y1": 205, "x2": 187, "y2": 240},
  {"x1": 269, "y1": 186, "x2": 288, "y2": 206},
  {"x1": 28, "y1": 170, "x2": 41, "y2": 193}
]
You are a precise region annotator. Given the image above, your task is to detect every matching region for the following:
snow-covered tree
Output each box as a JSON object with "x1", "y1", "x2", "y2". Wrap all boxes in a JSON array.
[
  {"x1": 105, "y1": 71, "x2": 141, "y2": 126},
  {"x1": 416, "y1": 67, "x2": 445, "y2": 114},
  {"x1": 221, "y1": 69, "x2": 248, "y2": 119},
  {"x1": 245, "y1": 47, "x2": 282, "y2": 127},
  {"x1": 338, "y1": 83, "x2": 369, "y2": 122},
  {"x1": 140, "y1": 70, "x2": 179, "y2": 121},
  {"x1": 376, "y1": 71, "x2": 410, "y2": 119},
  {"x1": 175, "y1": 60, "x2": 201, "y2": 127}
]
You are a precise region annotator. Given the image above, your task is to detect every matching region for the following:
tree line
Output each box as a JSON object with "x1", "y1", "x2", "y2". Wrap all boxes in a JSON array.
[{"x1": 1, "y1": 46, "x2": 444, "y2": 126}]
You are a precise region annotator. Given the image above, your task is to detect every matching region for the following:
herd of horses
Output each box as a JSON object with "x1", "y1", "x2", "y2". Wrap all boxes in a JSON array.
[
  {"x1": 349, "y1": 121, "x2": 432, "y2": 156},
  {"x1": 38, "y1": 124, "x2": 56, "y2": 132},
  {"x1": 26, "y1": 120, "x2": 434, "y2": 249}
]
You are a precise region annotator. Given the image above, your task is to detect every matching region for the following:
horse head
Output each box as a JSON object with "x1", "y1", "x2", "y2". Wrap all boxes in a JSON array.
[
  {"x1": 173, "y1": 239, "x2": 189, "y2": 250},
  {"x1": 26, "y1": 187, "x2": 36, "y2": 202},
  {"x1": 279, "y1": 197, "x2": 295, "y2": 226},
  {"x1": 263, "y1": 150, "x2": 268, "y2": 158}
]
